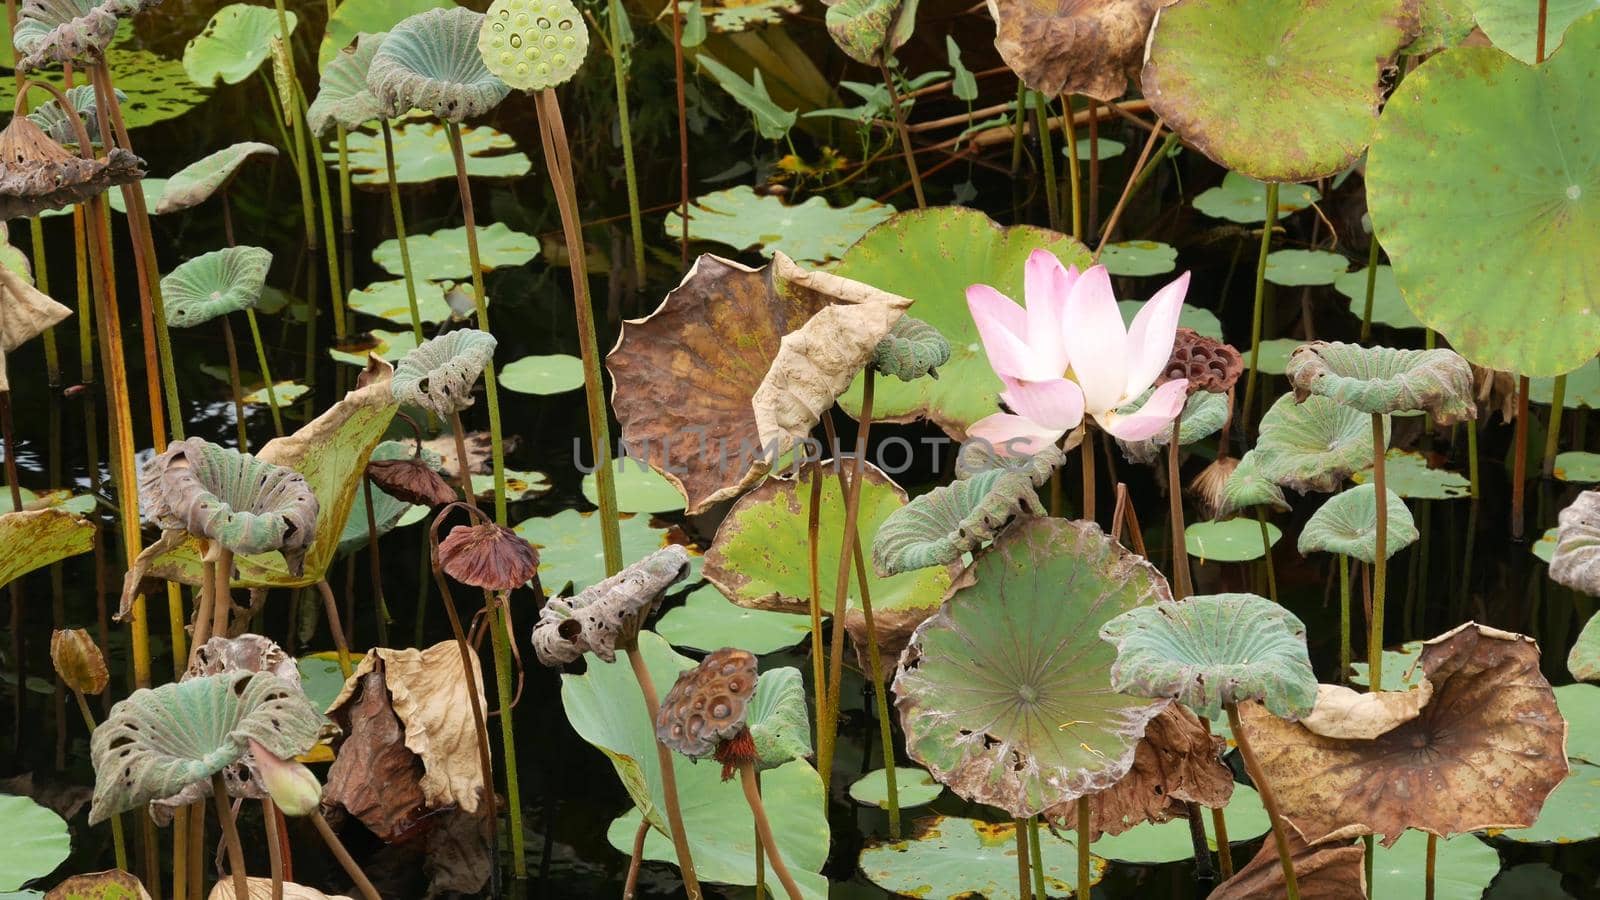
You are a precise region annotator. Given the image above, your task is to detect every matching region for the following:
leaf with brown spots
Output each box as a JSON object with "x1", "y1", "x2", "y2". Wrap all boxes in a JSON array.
[
  {"x1": 991, "y1": 0, "x2": 1168, "y2": 101},
  {"x1": 1210, "y1": 831, "x2": 1366, "y2": 900}
]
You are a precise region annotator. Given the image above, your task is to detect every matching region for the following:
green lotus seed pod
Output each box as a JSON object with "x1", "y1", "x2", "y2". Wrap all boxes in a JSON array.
[{"x1": 478, "y1": 0, "x2": 589, "y2": 91}]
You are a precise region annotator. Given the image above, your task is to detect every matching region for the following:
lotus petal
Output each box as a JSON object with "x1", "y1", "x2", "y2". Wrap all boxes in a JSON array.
[
  {"x1": 1115, "y1": 388, "x2": 1230, "y2": 465},
  {"x1": 1550, "y1": 490, "x2": 1600, "y2": 596},
  {"x1": 1255, "y1": 393, "x2": 1386, "y2": 494},
  {"x1": 1297, "y1": 483, "x2": 1416, "y2": 563},
  {"x1": 990, "y1": 0, "x2": 1164, "y2": 101},
  {"x1": 1286, "y1": 341, "x2": 1477, "y2": 426},
  {"x1": 871, "y1": 468, "x2": 1045, "y2": 576},
  {"x1": 367, "y1": 7, "x2": 510, "y2": 122},
  {"x1": 532, "y1": 545, "x2": 691, "y2": 665},
  {"x1": 1239, "y1": 622, "x2": 1568, "y2": 846},
  {"x1": 1100, "y1": 592, "x2": 1318, "y2": 721},
  {"x1": 894, "y1": 517, "x2": 1171, "y2": 818},
  {"x1": 307, "y1": 32, "x2": 387, "y2": 137}
]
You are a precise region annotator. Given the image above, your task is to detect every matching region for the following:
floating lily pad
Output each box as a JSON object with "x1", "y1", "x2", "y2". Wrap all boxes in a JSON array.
[
  {"x1": 848, "y1": 767, "x2": 942, "y2": 810},
  {"x1": 499, "y1": 353, "x2": 584, "y2": 395},
  {"x1": 1351, "y1": 449, "x2": 1471, "y2": 500},
  {"x1": 671, "y1": 186, "x2": 894, "y2": 266},
  {"x1": 328, "y1": 329, "x2": 421, "y2": 367},
  {"x1": 1100, "y1": 240, "x2": 1177, "y2": 277},
  {"x1": 655, "y1": 582, "x2": 811, "y2": 655},
  {"x1": 0, "y1": 487, "x2": 96, "y2": 516},
  {"x1": 1471, "y1": 0, "x2": 1595, "y2": 63},
  {"x1": 346, "y1": 279, "x2": 471, "y2": 325},
  {"x1": 1241, "y1": 337, "x2": 1301, "y2": 376},
  {"x1": 1092, "y1": 783, "x2": 1270, "y2": 862},
  {"x1": 320, "y1": 0, "x2": 458, "y2": 70},
  {"x1": 513, "y1": 509, "x2": 671, "y2": 594},
  {"x1": 1071, "y1": 134, "x2": 1125, "y2": 161},
  {"x1": 697, "y1": 0, "x2": 800, "y2": 30},
  {"x1": 1298, "y1": 484, "x2": 1417, "y2": 563},
  {"x1": 371, "y1": 223, "x2": 538, "y2": 279},
  {"x1": 0, "y1": 48, "x2": 211, "y2": 129},
  {"x1": 1143, "y1": 0, "x2": 1415, "y2": 181},
  {"x1": 1555, "y1": 684, "x2": 1600, "y2": 764},
  {"x1": 296, "y1": 651, "x2": 350, "y2": 713},
  {"x1": 1555, "y1": 452, "x2": 1600, "y2": 483},
  {"x1": 1264, "y1": 249, "x2": 1349, "y2": 287},
  {"x1": 1333, "y1": 266, "x2": 1424, "y2": 330},
  {"x1": 582, "y1": 460, "x2": 685, "y2": 514},
  {"x1": 1118, "y1": 299, "x2": 1222, "y2": 341},
  {"x1": 0, "y1": 509, "x2": 95, "y2": 588},
  {"x1": 183, "y1": 4, "x2": 297, "y2": 86},
  {"x1": 1185, "y1": 518, "x2": 1280, "y2": 563},
  {"x1": 1349, "y1": 640, "x2": 1425, "y2": 690},
  {"x1": 1369, "y1": 830, "x2": 1500, "y2": 900},
  {"x1": 833, "y1": 207, "x2": 1091, "y2": 437},
  {"x1": 1367, "y1": 12, "x2": 1600, "y2": 376},
  {"x1": 1532, "y1": 359, "x2": 1600, "y2": 408},
  {"x1": 1488, "y1": 761, "x2": 1600, "y2": 844},
  {"x1": 468, "y1": 468, "x2": 549, "y2": 503},
  {"x1": 860, "y1": 816, "x2": 1107, "y2": 898},
  {"x1": 1191, "y1": 173, "x2": 1321, "y2": 223},
  {"x1": 1571, "y1": 620, "x2": 1600, "y2": 684},
  {"x1": 334, "y1": 118, "x2": 531, "y2": 187},
  {"x1": 0, "y1": 794, "x2": 68, "y2": 891}
]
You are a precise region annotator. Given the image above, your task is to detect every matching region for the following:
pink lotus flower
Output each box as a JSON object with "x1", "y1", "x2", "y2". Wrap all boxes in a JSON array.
[{"x1": 967, "y1": 250, "x2": 1191, "y2": 454}]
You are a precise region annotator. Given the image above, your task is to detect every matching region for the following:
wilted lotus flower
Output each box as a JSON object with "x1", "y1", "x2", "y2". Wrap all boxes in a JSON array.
[
  {"x1": 247, "y1": 738, "x2": 322, "y2": 816},
  {"x1": 0, "y1": 114, "x2": 144, "y2": 221},
  {"x1": 437, "y1": 520, "x2": 538, "y2": 591},
  {"x1": 367, "y1": 457, "x2": 457, "y2": 507},
  {"x1": 968, "y1": 252, "x2": 1190, "y2": 453},
  {"x1": 51, "y1": 628, "x2": 109, "y2": 696}
]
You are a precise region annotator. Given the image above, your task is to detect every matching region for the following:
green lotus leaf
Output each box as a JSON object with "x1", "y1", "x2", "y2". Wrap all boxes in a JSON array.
[
  {"x1": 367, "y1": 7, "x2": 510, "y2": 122},
  {"x1": 1333, "y1": 265, "x2": 1424, "y2": 331},
  {"x1": 12, "y1": 0, "x2": 151, "y2": 73},
  {"x1": 26, "y1": 84, "x2": 122, "y2": 146},
  {"x1": 1549, "y1": 490, "x2": 1600, "y2": 596},
  {"x1": 183, "y1": 4, "x2": 296, "y2": 86},
  {"x1": 871, "y1": 468, "x2": 1044, "y2": 576},
  {"x1": 1367, "y1": 13, "x2": 1600, "y2": 376},
  {"x1": 1405, "y1": 0, "x2": 1475, "y2": 54},
  {"x1": 513, "y1": 508, "x2": 672, "y2": 595},
  {"x1": 655, "y1": 582, "x2": 811, "y2": 655},
  {"x1": 1351, "y1": 448, "x2": 1471, "y2": 500},
  {"x1": 1185, "y1": 518, "x2": 1281, "y2": 563},
  {"x1": 320, "y1": 0, "x2": 457, "y2": 71},
  {"x1": 745, "y1": 665, "x2": 811, "y2": 768},
  {"x1": 581, "y1": 459, "x2": 684, "y2": 514},
  {"x1": 307, "y1": 32, "x2": 386, "y2": 137},
  {"x1": 1090, "y1": 782, "x2": 1271, "y2": 862},
  {"x1": 1240, "y1": 337, "x2": 1300, "y2": 376},
  {"x1": 89, "y1": 670, "x2": 325, "y2": 824},
  {"x1": 1555, "y1": 451, "x2": 1600, "y2": 484},
  {"x1": 1217, "y1": 450, "x2": 1290, "y2": 516},
  {"x1": 155, "y1": 142, "x2": 278, "y2": 215},
  {"x1": 1101, "y1": 240, "x2": 1177, "y2": 277},
  {"x1": 371, "y1": 222, "x2": 538, "y2": 279},
  {"x1": 1143, "y1": 0, "x2": 1413, "y2": 181},
  {"x1": 0, "y1": 46, "x2": 209, "y2": 129},
  {"x1": 1255, "y1": 392, "x2": 1386, "y2": 493},
  {"x1": 1297, "y1": 483, "x2": 1416, "y2": 563},
  {"x1": 1571, "y1": 612, "x2": 1600, "y2": 682},
  {"x1": 1115, "y1": 388, "x2": 1230, "y2": 465},
  {"x1": 1264, "y1": 249, "x2": 1349, "y2": 287},
  {"x1": 478, "y1": 0, "x2": 589, "y2": 92},
  {"x1": 859, "y1": 815, "x2": 1106, "y2": 898},
  {"x1": 0, "y1": 509, "x2": 94, "y2": 589},
  {"x1": 1286, "y1": 341, "x2": 1478, "y2": 426},
  {"x1": 391, "y1": 328, "x2": 497, "y2": 417},
  {"x1": 706, "y1": 461, "x2": 956, "y2": 655},
  {"x1": 328, "y1": 328, "x2": 420, "y2": 367},
  {"x1": 1533, "y1": 359, "x2": 1600, "y2": 408},
  {"x1": 160, "y1": 246, "x2": 272, "y2": 328},
  {"x1": 563, "y1": 631, "x2": 830, "y2": 896},
  {"x1": 824, "y1": 0, "x2": 917, "y2": 66},
  {"x1": 894, "y1": 516, "x2": 1172, "y2": 818},
  {"x1": 848, "y1": 767, "x2": 941, "y2": 810},
  {"x1": 345, "y1": 278, "x2": 469, "y2": 325},
  {"x1": 1471, "y1": 0, "x2": 1594, "y2": 63},
  {"x1": 1554, "y1": 684, "x2": 1600, "y2": 766},
  {"x1": 0, "y1": 794, "x2": 68, "y2": 891},
  {"x1": 333, "y1": 117, "x2": 531, "y2": 186},
  {"x1": 671, "y1": 185, "x2": 895, "y2": 266},
  {"x1": 1192, "y1": 172, "x2": 1320, "y2": 223},
  {"x1": 500, "y1": 352, "x2": 583, "y2": 395},
  {"x1": 834, "y1": 207, "x2": 1091, "y2": 437},
  {"x1": 1100, "y1": 591, "x2": 1317, "y2": 721},
  {"x1": 1370, "y1": 831, "x2": 1500, "y2": 900}
]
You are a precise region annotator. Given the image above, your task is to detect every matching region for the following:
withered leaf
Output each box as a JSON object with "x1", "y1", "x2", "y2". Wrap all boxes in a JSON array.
[
  {"x1": 1210, "y1": 831, "x2": 1366, "y2": 900},
  {"x1": 990, "y1": 0, "x2": 1167, "y2": 101},
  {"x1": 324, "y1": 666, "x2": 429, "y2": 841}
]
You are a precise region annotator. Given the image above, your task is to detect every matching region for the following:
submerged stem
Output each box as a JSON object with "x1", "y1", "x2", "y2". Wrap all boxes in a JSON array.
[{"x1": 1226, "y1": 704, "x2": 1300, "y2": 900}]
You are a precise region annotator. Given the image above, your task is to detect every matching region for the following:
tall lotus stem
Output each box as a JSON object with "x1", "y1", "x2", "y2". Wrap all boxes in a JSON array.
[
  {"x1": 336, "y1": 125, "x2": 355, "y2": 300},
  {"x1": 1369, "y1": 413, "x2": 1388, "y2": 689},
  {"x1": 300, "y1": 90, "x2": 346, "y2": 340},
  {"x1": 1241, "y1": 183, "x2": 1280, "y2": 438},
  {"x1": 264, "y1": 798, "x2": 284, "y2": 900},
  {"x1": 222, "y1": 189, "x2": 283, "y2": 437},
  {"x1": 738, "y1": 762, "x2": 802, "y2": 900},
  {"x1": 313, "y1": 581, "x2": 353, "y2": 677},
  {"x1": 1082, "y1": 424, "x2": 1097, "y2": 523},
  {"x1": 626, "y1": 644, "x2": 703, "y2": 899},
  {"x1": 1010, "y1": 81, "x2": 1026, "y2": 173},
  {"x1": 1544, "y1": 375, "x2": 1567, "y2": 479},
  {"x1": 1196, "y1": 714, "x2": 1233, "y2": 877},
  {"x1": 1060, "y1": 95, "x2": 1081, "y2": 239},
  {"x1": 1359, "y1": 232, "x2": 1379, "y2": 343},
  {"x1": 878, "y1": 61, "x2": 925, "y2": 210},
  {"x1": 1339, "y1": 554, "x2": 1351, "y2": 682},
  {"x1": 1032, "y1": 92, "x2": 1059, "y2": 230},
  {"x1": 448, "y1": 412, "x2": 480, "y2": 510},
  {"x1": 362, "y1": 477, "x2": 389, "y2": 645},
  {"x1": 623, "y1": 818, "x2": 649, "y2": 899},
  {"x1": 819, "y1": 371, "x2": 875, "y2": 792},
  {"x1": 531, "y1": 90, "x2": 622, "y2": 570},
  {"x1": 1256, "y1": 507, "x2": 1279, "y2": 602},
  {"x1": 211, "y1": 549, "x2": 236, "y2": 641},
  {"x1": 1225, "y1": 704, "x2": 1300, "y2": 900},
  {"x1": 270, "y1": 0, "x2": 323, "y2": 330},
  {"x1": 379, "y1": 120, "x2": 424, "y2": 344},
  {"x1": 211, "y1": 772, "x2": 251, "y2": 900},
  {"x1": 1026, "y1": 816, "x2": 1046, "y2": 899},
  {"x1": 221, "y1": 317, "x2": 249, "y2": 450},
  {"x1": 2, "y1": 395, "x2": 24, "y2": 742},
  {"x1": 310, "y1": 811, "x2": 381, "y2": 900},
  {"x1": 805, "y1": 468, "x2": 827, "y2": 760},
  {"x1": 443, "y1": 122, "x2": 511, "y2": 525},
  {"x1": 671, "y1": 0, "x2": 689, "y2": 264},
  {"x1": 1013, "y1": 817, "x2": 1033, "y2": 900},
  {"x1": 1167, "y1": 415, "x2": 1192, "y2": 598},
  {"x1": 1076, "y1": 796, "x2": 1092, "y2": 898},
  {"x1": 1511, "y1": 376, "x2": 1528, "y2": 539},
  {"x1": 70, "y1": 689, "x2": 126, "y2": 870},
  {"x1": 604, "y1": 0, "x2": 646, "y2": 282}
]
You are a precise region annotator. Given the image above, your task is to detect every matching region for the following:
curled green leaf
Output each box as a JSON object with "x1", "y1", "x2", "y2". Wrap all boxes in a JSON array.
[
  {"x1": 367, "y1": 7, "x2": 510, "y2": 121},
  {"x1": 161, "y1": 246, "x2": 273, "y2": 327},
  {"x1": 872, "y1": 314, "x2": 951, "y2": 382},
  {"x1": 871, "y1": 468, "x2": 1044, "y2": 576},
  {"x1": 391, "y1": 328, "x2": 497, "y2": 417},
  {"x1": 1286, "y1": 341, "x2": 1477, "y2": 426},
  {"x1": 1297, "y1": 483, "x2": 1416, "y2": 563}
]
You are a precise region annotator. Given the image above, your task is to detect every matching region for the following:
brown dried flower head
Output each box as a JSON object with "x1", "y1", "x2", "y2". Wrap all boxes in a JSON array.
[
  {"x1": 437, "y1": 522, "x2": 538, "y2": 591},
  {"x1": 0, "y1": 114, "x2": 145, "y2": 220},
  {"x1": 532, "y1": 545, "x2": 691, "y2": 666},
  {"x1": 1160, "y1": 328, "x2": 1243, "y2": 395},
  {"x1": 51, "y1": 628, "x2": 108, "y2": 695},
  {"x1": 655, "y1": 647, "x2": 759, "y2": 760},
  {"x1": 367, "y1": 458, "x2": 457, "y2": 507}
]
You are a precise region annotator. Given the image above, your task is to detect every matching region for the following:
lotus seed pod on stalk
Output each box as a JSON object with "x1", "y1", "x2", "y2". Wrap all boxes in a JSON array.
[{"x1": 478, "y1": 0, "x2": 590, "y2": 91}]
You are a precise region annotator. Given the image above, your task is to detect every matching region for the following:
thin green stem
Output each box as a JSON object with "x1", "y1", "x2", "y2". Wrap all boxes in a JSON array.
[
  {"x1": 336, "y1": 124, "x2": 355, "y2": 304},
  {"x1": 271, "y1": 0, "x2": 318, "y2": 269},
  {"x1": 1027, "y1": 816, "x2": 1046, "y2": 900},
  {"x1": 805, "y1": 465, "x2": 827, "y2": 775},
  {"x1": 1543, "y1": 374, "x2": 1566, "y2": 478},
  {"x1": 1360, "y1": 231, "x2": 1379, "y2": 343},
  {"x1": 1467, "y1": 418, "x2": 1480, "y2": 499},
  {"x1": 1060, "y1": 95, "x2": 1081, "y2": 239},
  {"x1": 1339, "y1": 554, "x2": 1352, "y2": 682},
  {"x1": 1512, "y1": 376, "x2": 1529, "y2": 540},
  {"x1": 486, "y1": 600, "x2": 525, "y2": 877},
  {"x1": 1227, "y1": 704, "x2": 1300, "y2": 900},
  {"x1": 1369, "y1": 413, "x2": 1389, "y2": 690},
  {"x1": 1241, "y1": 182, "x2": 1280, "y2": 440},
  {"x1": 1076, "y1": 796, "x2": 1092, "y2": 899},
  {"x1": 379, "y1": 119, "x2": 425, "y2": 344},
  {"x1": 1014, "y1": 818, "x2": 1033, "y2": 900},
  {"x1": 243, "y1": 309, "x2": 283, "y2": 436},
  {"x1": 301, "y1": 88, "x2": 346, "y2": 339},
  {"x1": 1256, "y1": 506, "x2": 1278, "y2": 603},
  {"x1": 878, "y1": 61, "x2": 925, "y2": 209},
  {"x1": 73, "y1": 691, "x2": 126, "y2": 870},
  {"x1": 606, "y1": 0, "x2": 646, "y2": 283},
  {"x1": 1082, "y1": 424, "x2": 1096, "y2": 523},
  {"x1": 1032, "y1": 92, "x2": 1059, "y2": 230},
  {"x1": 221, "y1": 316, "x2": 249, "y2": 451}
]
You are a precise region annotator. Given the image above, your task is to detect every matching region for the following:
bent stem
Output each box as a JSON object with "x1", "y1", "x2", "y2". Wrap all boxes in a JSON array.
[
  {"x1": 313, "y1": 581, "x2": 353, "y2": 678},
  {"x1": 211, "y1": 772, "x2": 251, "y2": 900},
  {"x1": 221, "y1": 316, "x2": 249, "y2": 451},
  {"x1": 878, "y1": 61, "x2": 925, "y2": 210},
  {"x1": 72, "y1": 690, "x2": 126, "y2": 870},
  {"x1": 1241, "y1": 182, "x2": 1280, "y2": 439},
  {"x1": 739, "y1": 761, "x2": 802, "y2": 900},
  {"x1": 1167, "y1": 414, "x2": 1193, "y2": 598},
  {"x1": 379, "y1": 119, "x2": 425, "y2": 345},
  {"x1": 626, "y1": 644, "x2": 703, "y2": 899},
  {"x1": 1225, "y1": 704, "x2": 1300, "y2": 900},
  {"x1": 310, "y1": 811, "x2": 381, "y2": 900},
  {"x1": 623, "y1": 817, "x2": 649, "y2": 900},
  {"x1": 1369, "y1": 413, "x2": 1389, "y2": 689}
]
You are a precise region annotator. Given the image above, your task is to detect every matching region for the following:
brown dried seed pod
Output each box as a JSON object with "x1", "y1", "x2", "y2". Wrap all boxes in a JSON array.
[
  {"x1": 0, "y1": 115, "x2": 145, "y2": 220},
  {"x1": 1159, "y1": 328, "x2": 1243, "y2": 395},
  {"x1": 532, "y1": 545, "x2": 691, "y2": 666},
  {"x1": 655, "y1": 647, "x2": 759, "y2": 759},
  {"x1": 437, "y1": 522, "x2": 538, "y2": 591},
  {"x1": 51, "y1": 628, "x2": 108, "y2": 695},
  {"x1": 367, "y1": 458, "x2": 457, "y2": 507}
]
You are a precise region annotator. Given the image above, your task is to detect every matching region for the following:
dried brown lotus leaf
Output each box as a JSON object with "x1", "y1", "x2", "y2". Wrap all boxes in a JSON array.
[
  {"x1": 1239, "y1": 622, "x2": 1567, "y2": 846},
  {"x1": 532, "y1": 545, "x2": 691, "y2": 666},
  {"x1": 50, "y1": 628, "x2": 109, "y2": 696},
  {"x1": 607, "y1": 252, "x2": 911, "y2": 514},
  {"x1": 45, "y1": 869, "x2": 154, "y2": 900},
  {"x1": 366, "y1": 457, "x2": 457, "y2": 507},
  {"x1": 205, "y1": 877, "x2": 354, "y2": 899},
  {"x1": 655, "y1": 647, "x2": 759, "y2": 759},
  {"x1": 990, "y1": 0, "x2": 1166, "y2": 101},
  {"x1": 327, "y1": 642, "x2": 490, "y2": 814},
  {"x1": 0, "y1": 116, "x2": 145, "y2": 221},
  {"x1": 1299, "y1": 681, "x2": 1432, "y2": 740},
  {"x1": 0, "y1": 256, "x2": 72, "y2": 391},
  {"x1": 324, "y1": 666, "x2": 430, "y2": 841},
  {"x1": 1210, "y1": 831, "x2": 1367, "y2": 900}
]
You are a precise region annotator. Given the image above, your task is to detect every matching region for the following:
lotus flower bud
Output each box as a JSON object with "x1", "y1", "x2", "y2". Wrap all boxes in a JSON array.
[
  {"x1": 51, "y1": 628, "x2": 109, "y2": 695},
  {"x1": 249, "y1": 738, "x2": 323, "y2": 816}
]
